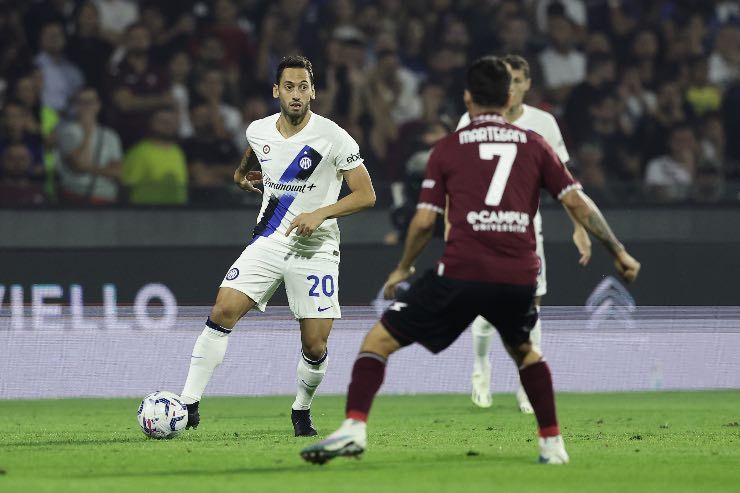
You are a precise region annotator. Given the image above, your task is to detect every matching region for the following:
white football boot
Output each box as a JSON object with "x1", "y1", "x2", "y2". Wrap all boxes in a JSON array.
[
  {"x1": 300, "y1": 419, "x2": 367, "y2": 465},
  {"x1": 516, "y1": 386, "x2": 534, "y2": 414},
  {"x1": 538, "y1": 435, "x2": 570, "y2": 464}
]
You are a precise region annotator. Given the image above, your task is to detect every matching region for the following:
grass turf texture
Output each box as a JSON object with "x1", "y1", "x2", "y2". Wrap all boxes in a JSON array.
[{"x1": 0, "y1": 391, "x2": 738, "y2": 493}]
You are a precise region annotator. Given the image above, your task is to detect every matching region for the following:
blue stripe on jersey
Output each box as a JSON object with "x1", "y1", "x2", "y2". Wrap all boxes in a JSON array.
[
  {"x1": 250, "y1": 145, "x2": 323, "y2": 242},
  {"x1": 279, "y1": 145, "x2": 323, "y2": 182},
  {"x1": 251, "y1": 193, "x2": 297, "y2": 242}
]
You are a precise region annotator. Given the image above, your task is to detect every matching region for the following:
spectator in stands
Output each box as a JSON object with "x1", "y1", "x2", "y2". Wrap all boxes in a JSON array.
[
  {"x1": 630, "y1": 28, "x2": 660, "y2": 90},
  {"x1": 495, "y1": 16, "x2": 538, "y2": 61},
  {"x1": 57, "y1": 87, "x2": 122, "y2": 204},
  {"x1": 0, "y1": 102, "x2": 44, "y2": 176},
  {"x1": 169, "y1": 51, "x2": 194, "y2": 139},
  {"x1": 564, "y1": 54, "x2": 616, "y2": 145},
  {"x1": 583, "y1": 91, "x2": 640, "y2": 186},
  {"x1": 639, "y1": 79, "x2": 690, "y2": 160},
  {"x1": 182, "y1": 102, "x2": 240, "y2": 198},
  {"x1": 140, "y1": 2, "x2": 196, "y2": 64},
  {"x1": 0, "y1": 4, "x2": 31, "y2": 95},
  {"x1": 92, "y1": 0, "x2": 139, "y2": 43},
  {"x1": 67, "y1": 1, "x2": 114, "y2": 94},
  {"x1": 194, "y1": 68, "x2": 244, "y2": 149},
  {"x1": 573, "y1": 141, "x2": 613, "y2": 203},
  {"x1": 538, "y1": 10, "x2": 586, "y2": 105},
  {"x1": 197, "y1": 0, "x2": 255, "y2": 79},
  {"x1": 709, "y1": 24, "x2": 740, "y2": 88},
  {"x1": 645, "y1": 123, "x2": 699, "y2": 202},
  {"x1": 121, "y1": 107, "x2": 188, "y2": 205},
  {"x1": 362, "y1": 46, "x2": 424, "y2": 164},
  {"x1": 685, "y1": 56, "x2": 722, "y2": 117},
  {"x1": 617, "y1": 63, "x2": 657, "y2": 132},
  {"x1": 241, "y1": 95, "x2": 270, "y2": 134},
  {"x1": 34, "y1": 21, "x2": 85, "y2": 114},
  {"x1": 0, "y1": 143, "x2": 46, "y2": 207},
  {"x1": 107, "y1": 23, "x2": 173, "y2": 148}
]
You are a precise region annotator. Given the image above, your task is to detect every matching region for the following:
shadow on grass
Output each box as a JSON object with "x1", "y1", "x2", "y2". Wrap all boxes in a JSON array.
[{"x1": 64, "y1": 452, "x2": 529, "y2": 479}]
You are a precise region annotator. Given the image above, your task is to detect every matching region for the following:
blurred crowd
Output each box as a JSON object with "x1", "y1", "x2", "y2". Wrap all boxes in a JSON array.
[{"x1": 0, "y1": 0, "x2": 739, "y2": 208}]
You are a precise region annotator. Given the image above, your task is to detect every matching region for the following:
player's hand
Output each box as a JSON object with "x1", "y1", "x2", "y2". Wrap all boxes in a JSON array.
[
  {"x1": 614, "y1": 250, "x2": 640, "y2": 283},
  {"x1": 235, "y1": 170, "x2": 262, "y2": 194},
  {"x1": 286, "y1": 211, "x2": 326, "y2": 237},
  {"x1": 573, "y1": 226, "x2": 592, "y2": 266},
  {"x1": 383, "y1": 266, "x2": 415, "y2": 300}
]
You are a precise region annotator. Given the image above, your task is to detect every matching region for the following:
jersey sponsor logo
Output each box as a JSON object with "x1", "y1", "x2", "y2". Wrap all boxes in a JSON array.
[
  {"x1": 299, "y1": 156, "x2": 312, "y2": 169},
  {"x1": 346, "y1": 152, "x2": 362, "y2": 164},
  {"x1": 263, "y1": 176, "x2": 316, "y2": 193},
  {"x1": 458, "y1": 126, "x2": 528, "y2": 145},
  {"x1": 263, "y1": 144, "x2": 270, "y2": 154},
  {"x1": 466, "y1": 210, "x2": 530, "y2": 233},
  {"x1": 421, "y1": 179, "x2": 435, "y2": 189},
  {"x1": 225, "y1": 268, "x2": 239, "y2": 281}
]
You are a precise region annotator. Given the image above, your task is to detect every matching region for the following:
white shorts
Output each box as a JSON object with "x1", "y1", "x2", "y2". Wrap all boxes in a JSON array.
[
  {"x1": 220, "y1": 236, "x2": 341, "y2": 319},
  {"x1": 534, "y1": 210, "x2": 547, "y2": 297}
]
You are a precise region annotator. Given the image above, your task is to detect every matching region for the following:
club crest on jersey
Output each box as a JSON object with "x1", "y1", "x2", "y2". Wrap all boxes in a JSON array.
[
  {"x1": 263, "y1": 144, "x2": 270, "y2": 154},
  {"x1": 299, "y1": 156, "x2": 313, "y2": 170},
  {"x1": 225, "y1": 268, "x2": 239, "y2": 281}
]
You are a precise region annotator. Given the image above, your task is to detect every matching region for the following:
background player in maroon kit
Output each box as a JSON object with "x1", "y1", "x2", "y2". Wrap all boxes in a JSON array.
[{"x1": 301, "y1": 56, "x2": 640, "y2": 465}]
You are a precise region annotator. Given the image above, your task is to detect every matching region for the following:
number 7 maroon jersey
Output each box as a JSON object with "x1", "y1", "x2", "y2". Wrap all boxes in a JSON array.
[{"x1": 417, "y1": 113, "x2": 581, "y2": 285}]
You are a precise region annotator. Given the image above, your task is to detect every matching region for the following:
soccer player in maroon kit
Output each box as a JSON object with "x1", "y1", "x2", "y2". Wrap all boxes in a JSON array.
[{"x1": 301, "y1": 56, "x2": 640, "y2": 465}]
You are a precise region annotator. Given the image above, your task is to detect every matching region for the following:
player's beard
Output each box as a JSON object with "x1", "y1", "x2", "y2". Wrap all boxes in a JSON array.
[{"x1": 280, "y1": 99, "x2": 310, "y2": 126}]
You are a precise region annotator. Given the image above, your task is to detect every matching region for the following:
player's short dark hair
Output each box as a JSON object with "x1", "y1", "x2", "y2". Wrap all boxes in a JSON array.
[
  {"x1": 275, "y1": 55, "x2": 315, "y2": 87},
  {"x1": 466, "y1": 56, "x2": 511, "y2": 108},
  {"x1": 501, "y1": 54, "x2": 530, "y2": 79}
]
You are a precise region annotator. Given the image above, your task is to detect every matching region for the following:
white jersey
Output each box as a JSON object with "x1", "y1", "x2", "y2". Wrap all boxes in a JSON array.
[
  {"x1": 246, "y1": 112, "x2": 363, "y2": 255},
  {"x1": 456, "y1": 104, "x2": 570, "y2": 164}
]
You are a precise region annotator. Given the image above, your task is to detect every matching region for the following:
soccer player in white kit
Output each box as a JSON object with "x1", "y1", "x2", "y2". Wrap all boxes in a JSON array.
[
  {"x1": 457, "y1": 55, "x2": 592, "y2": 412},
  {"x1": 179, "y1": 55, "x2": 376, "y2": 436}
]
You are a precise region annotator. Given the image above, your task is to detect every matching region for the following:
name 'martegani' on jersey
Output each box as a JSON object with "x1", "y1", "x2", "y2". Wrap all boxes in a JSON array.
[
  {"x1": 467, "y1": 210, "x2": 530, "y2": 233},
  {"x1": 458, "y1": 126, "x2": 528, "y2": 144}
]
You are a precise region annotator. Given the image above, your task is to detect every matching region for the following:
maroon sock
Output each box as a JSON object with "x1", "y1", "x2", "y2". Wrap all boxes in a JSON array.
[
  {"x1": 345, "y1": 352, "x2": 387, "y2": 422},
  {"x1": 519, "y1": 360, "x2": 560, "y2": 437}
]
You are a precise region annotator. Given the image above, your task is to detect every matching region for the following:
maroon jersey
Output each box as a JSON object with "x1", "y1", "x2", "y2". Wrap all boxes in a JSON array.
[{"x1": 418, "y1": 113, "x2": 581, "y2": 285}]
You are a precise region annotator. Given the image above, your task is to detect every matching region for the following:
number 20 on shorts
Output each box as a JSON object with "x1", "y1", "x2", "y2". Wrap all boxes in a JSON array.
[{"x1": 307, "y1": 275, "x2": 335, "y2": 297}]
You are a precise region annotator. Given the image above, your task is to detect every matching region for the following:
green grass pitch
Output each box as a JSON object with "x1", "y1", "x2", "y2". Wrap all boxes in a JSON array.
[{"x1": 1, "y1": 391, "x2": 738, "y2": 493}]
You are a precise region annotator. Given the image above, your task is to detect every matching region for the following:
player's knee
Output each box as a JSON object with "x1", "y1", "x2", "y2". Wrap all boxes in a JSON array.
[
  {"x1": 209, "y1": 303, "x2": 240, "y2": 328},
  {"x1": 302, "y1": 339, "x2": 327, "y2": 361}
]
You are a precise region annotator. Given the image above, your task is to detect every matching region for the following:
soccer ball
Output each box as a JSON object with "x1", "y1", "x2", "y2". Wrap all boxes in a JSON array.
[{"x1": 137, "y1": 391, "x2": 188, "y2": 439}]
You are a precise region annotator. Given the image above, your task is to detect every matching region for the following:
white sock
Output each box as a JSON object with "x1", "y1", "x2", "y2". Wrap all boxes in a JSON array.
[
  {"x1": 180, "y1": 321, "x2": 230, "y2": 404},
  {"x1": 471, "y1": 316, "x2": 494, "y2": 375},
  {"x1": 292, "y1": 350, "x2": 328, "y2": 410},
  {"x1": 529, "y1": 315, "x2": 542, "y2": 354}
]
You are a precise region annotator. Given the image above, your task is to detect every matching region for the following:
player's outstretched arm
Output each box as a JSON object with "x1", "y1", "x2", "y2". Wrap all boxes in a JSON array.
[
  {"x1": 563, "y1": 205, "x2": 592, "y2": 266},
  {"x1": 286, "y1": 164, "x2": 375, "y2": 237},
  {"x1": 234, "y1": 146, "x2": 263, "y2": 194},
  {"x1": 560, "y1": 189, "x2": 640, "y2": 283},
  {"x1": 383, "y1": 207, "x2": 437, "y2": 299}
]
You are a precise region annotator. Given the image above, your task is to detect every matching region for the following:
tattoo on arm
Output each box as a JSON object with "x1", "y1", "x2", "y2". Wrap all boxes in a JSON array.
[
  {"x1": 237, "y1": 147, "x2": 254, "y2": 174},
  {"x1": 584, "y1": 208, "x2": 623, "y2": 255}
]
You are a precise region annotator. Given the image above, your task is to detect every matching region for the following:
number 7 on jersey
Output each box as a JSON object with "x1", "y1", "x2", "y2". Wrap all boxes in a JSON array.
[{"x1": 479, "y1": 143, "x2": 517, "y2": 206}]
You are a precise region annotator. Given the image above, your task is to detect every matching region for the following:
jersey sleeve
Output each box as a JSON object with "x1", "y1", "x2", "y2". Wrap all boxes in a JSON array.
[
  {"x1": 416, "y1": 145, "x2": 447, "y2": 214},
  {"x1": 537, "y1": 137, "x2": 581, "y2": 200},
  {"x1": 333, "y1": 128, "x2": 364, "y2": 172},
  {"x1": 455, "y1": 112, "x2": 471, "y2": 130},
  {"x1": 544, "y1": 114, "x2": 571, "y2": 164}
]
